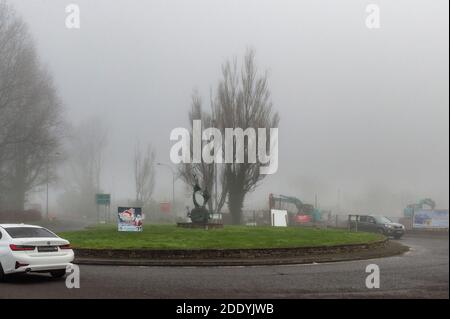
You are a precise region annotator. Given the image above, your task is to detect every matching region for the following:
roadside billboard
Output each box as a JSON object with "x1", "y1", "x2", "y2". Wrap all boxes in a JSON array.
[
  {"x1": 118, "y1": 207, "x2": 143, "y2": 232},
  {"x1": 271, "y1": 209, "x2": 288, "y2": 227},
  {"x1": 413, "y1": 209, "x2": 449, "y2": 229}
]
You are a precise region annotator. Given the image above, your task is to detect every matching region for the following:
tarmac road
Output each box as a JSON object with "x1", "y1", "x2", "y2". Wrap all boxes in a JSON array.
[{"x1": 0, "y1": 235, "x2": 448, "y2": 299}]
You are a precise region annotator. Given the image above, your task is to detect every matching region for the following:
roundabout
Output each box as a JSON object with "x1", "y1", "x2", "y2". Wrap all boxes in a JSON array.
[{"x1": 57, "y1": 225, "x2": 409, "y2": 266}]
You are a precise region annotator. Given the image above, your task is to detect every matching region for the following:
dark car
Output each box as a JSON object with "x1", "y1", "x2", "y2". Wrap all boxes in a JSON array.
[{"x1": 348, "y1": 215, "x2": 405, "y2": 239}]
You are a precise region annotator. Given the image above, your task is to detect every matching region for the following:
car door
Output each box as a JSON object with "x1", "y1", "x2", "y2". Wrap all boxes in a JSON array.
[
  {"x1": 0, "y1": 228, "x2": 8, "y2": 268},
  {"x1": 358, "y1": 216, "x2": 369, "y2": 231},
  {"x1": 366, "y1": 216, "x2": 378, "y2": 232}
]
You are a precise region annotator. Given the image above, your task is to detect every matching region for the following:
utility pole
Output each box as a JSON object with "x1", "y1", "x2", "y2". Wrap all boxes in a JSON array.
[
  {"x1": 46, "y1": 152, "x2": 60, "y2": 220},
  {"x1": 46, "y1": 160, "x2": 49, "y2": 220},
  {"x1": 172, "y1": 173, "x2": 175, "y2": 213},
  {"x1": 214, "y1": 161, "x2": 218, "y2": 213},
  {"x1": 337, "y1": 188, "x2": 341, "y2": 214},
  {"x1": 211, "y1": 118, "x2": 218, "y2": 213},
  {"x1": 157, "y1": 163, "x2": 176, "y2": 214}
]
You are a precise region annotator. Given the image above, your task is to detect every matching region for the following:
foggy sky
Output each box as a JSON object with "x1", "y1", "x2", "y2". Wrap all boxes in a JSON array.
[{"x1": 12, "y1": 0, "x2": 449, "y2": 215}]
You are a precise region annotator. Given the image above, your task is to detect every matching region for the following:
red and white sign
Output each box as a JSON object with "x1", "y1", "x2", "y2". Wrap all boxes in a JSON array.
[{"x1": 160, "y1": 202, "x2": 171, "y2": 213}]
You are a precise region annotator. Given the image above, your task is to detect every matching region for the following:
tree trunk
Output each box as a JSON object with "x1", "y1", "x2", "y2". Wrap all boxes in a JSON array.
[
  {"x1": 9, "y1": 188, "x2": 25, "y2": 211},
  {"x1": 9, "y1": 156, "x2": 27, "y2": 211},
  {"x1": 228, "y1": 187, "x2": 245, "y2": 225}
]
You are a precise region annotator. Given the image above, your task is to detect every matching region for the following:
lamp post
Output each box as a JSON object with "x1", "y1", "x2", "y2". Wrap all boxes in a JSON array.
[
  {"x1": 211, "y1": 118, "x2": 218, "y2": 213},
  {"x1": 46, "y1": 161, "x2": 49, "y2": 220},
  {"x1": 46, "y1": 152, "x2": 60, "y2": 220},
  {"x1": 157, "y1": 163, "x2": 176, "y2": 214}
]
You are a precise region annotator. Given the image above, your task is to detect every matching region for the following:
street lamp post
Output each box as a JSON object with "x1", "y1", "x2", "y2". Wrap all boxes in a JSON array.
[
  {"x1": 211, "y1": 118, "x2": 218, "y2": 213},
  {"x1": 46, "y1": 160, "x2": 49, "y2": 220},
  {"x1": 46, "y1": 152, "x2": 60, "y2": 220},
  {"x1": 157, "y1": 163, "x2": 176, "y2": 214}
]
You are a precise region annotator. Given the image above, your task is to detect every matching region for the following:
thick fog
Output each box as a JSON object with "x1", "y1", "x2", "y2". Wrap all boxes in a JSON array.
[{"x1": 11, "y1": 0, "x2": 449, "y2": 215}]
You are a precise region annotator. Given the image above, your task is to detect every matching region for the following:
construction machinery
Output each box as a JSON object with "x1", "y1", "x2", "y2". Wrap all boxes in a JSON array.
[
  {"x1": 404, "y1": 198, "x2": 436, "y2": 217},
  {"x1": 269, "y1": 194, "x2": 321, "y2": 225}
]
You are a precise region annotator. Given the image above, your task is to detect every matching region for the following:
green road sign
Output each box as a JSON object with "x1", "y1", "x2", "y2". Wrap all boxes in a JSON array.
[{"x1": 96, "y1": 193, "x2": 111, "y2": 205}]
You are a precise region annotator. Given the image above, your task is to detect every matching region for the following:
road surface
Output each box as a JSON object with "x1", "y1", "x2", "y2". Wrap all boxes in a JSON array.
[{"x1": 0, "y1": 235, "x2": 448, "y2": 298}]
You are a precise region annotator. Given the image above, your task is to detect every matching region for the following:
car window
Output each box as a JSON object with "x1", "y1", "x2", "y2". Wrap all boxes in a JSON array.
[
  {"x1": 373, "y1": 216, "x2": 393, "y2": 224},
  {"x1": 359, "y1": 216, "x2": 368, "y2": 222},
  {"x1": 4, "y1": 227, "x2": 57, "y2": 238},
  {"x1": 368, "y1": 217, "x2": 376, "y2": 224}
]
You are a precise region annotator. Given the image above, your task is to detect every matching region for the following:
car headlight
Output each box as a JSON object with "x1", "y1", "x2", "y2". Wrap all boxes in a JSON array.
[{"x1": 385, "y1": 224, "x2": 393, "y2": 229}]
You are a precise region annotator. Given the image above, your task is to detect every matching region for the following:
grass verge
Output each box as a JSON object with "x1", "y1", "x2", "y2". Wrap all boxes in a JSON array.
[{"x1": 59, "y1": 224, "x2": 383, "y2": 250}]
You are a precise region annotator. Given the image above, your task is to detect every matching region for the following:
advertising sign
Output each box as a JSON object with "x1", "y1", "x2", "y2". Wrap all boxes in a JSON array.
[
  {"x1": 118, "y1": 207, "x2": 143, "y2": 232},
  {"x1": 413, "y1": 209, "x2": 449, "y2": 229},
  {"x1": 271, "y1": 209, "x2": 288, "y2": 227}
]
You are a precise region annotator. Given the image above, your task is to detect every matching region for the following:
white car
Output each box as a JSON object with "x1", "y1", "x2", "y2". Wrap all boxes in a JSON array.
[{"x1": 0, "y1": 224, "x2": 74, "y2": 280}]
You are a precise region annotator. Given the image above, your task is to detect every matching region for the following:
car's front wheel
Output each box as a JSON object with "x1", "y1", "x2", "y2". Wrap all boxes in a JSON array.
[{"x1": 50, "y1": 269, "x2": 66, "y2": 278}]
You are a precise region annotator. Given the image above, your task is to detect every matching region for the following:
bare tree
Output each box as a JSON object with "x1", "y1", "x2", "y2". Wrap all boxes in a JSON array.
[
  {"x1": 134, "y1": 142, "x2": 156, "y2": 206},
  {"x1": 0, "y1": 1, "x2": 64, "y2": 210},
  {"x1": 58, "y1": 118, "x2": 107, "y2": 219},
  {"x1": 179, "y1": 50, "x2": 278, "y2": 222},
  {"x1": 69, "y1": 119, "x2": 106, "y2": 195},
  {"x1": 178, "y1": 90, "x2": 228, "y2": 213},
  {"x1": 215, "y1": 50, "x2": 279, "y2": 224}
]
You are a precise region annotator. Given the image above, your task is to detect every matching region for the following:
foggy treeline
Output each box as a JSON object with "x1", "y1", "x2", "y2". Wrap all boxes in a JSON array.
[
  {"x1": 0, "y1": 3, "x2": 156, "y2": 220},
  {"x1": 0, "y1": 2, "x2": 63, "y2": 211}
]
